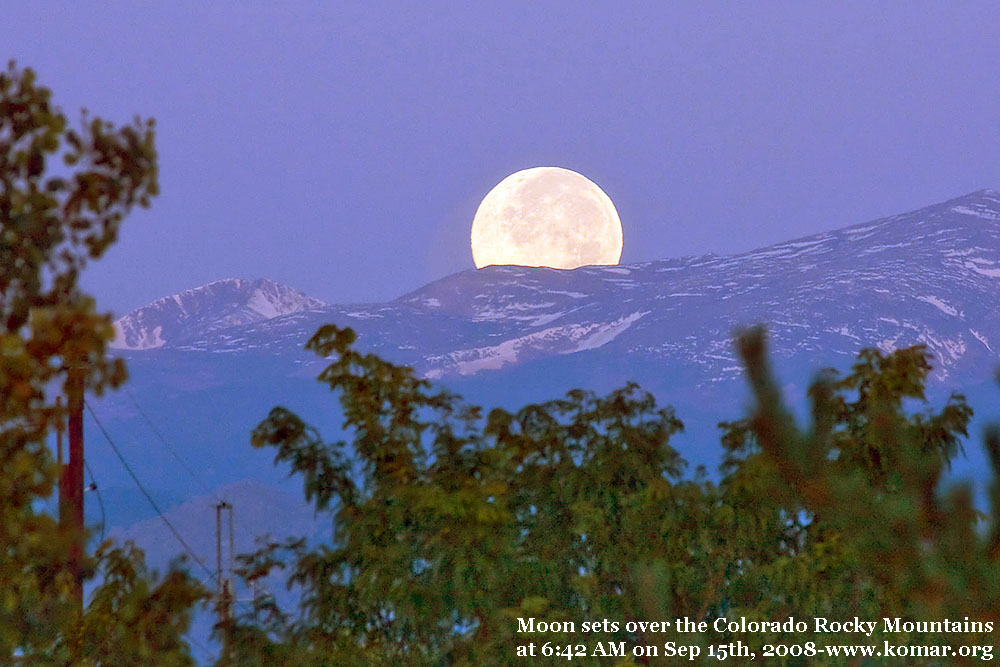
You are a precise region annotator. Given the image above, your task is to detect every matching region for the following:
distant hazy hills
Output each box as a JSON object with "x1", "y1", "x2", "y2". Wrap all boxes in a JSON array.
[{"x1": 91, "y1": 189, "x2": 1000, "y2": 659}]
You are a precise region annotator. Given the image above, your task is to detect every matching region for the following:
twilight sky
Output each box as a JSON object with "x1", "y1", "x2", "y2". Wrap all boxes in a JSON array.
[{"x1": 6, "y1": 2, "x2": 1000, "y2": 315}]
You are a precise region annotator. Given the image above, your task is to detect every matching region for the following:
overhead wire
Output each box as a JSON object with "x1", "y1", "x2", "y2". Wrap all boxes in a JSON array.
[
  {"x1": 123, "y1": 386, "x2": 274, "y2": 610},
  {"x1": 123, "y1": 385, "x2": 225, "y2": 503},
  {"x1": 84, "y1": 398, "x2": 256, "y2": 619},
  {"x1": 82, "y1": 457, "x2": 106, "y2": 543},
  {"x1": 84, "y1": 399, "x2": 217, "y2": 584},
  {"x1": 184, "y1": 633, "x2": 215, "y2": 665}
]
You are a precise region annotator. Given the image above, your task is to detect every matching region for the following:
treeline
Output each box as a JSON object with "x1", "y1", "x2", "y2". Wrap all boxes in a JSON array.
[
  {"x1": 3, "y1": 62, "x2": 999, "y2": 665},
  {"x1": 221, "y1": 324, "x2": 998, "y2": 666}
]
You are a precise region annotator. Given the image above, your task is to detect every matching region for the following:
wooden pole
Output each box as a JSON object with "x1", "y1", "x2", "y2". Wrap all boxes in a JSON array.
[
  {"x1": 216, "y1": 501, "x2": 232, "y2": 625},
  {"x1": 56, "y1": 396, "x2": 64, "y2": 469},
  {"x1": 216, "y1": 503, "x2": 222, "y2": 602},
  {"x1": 59, "y1": 367, "x2": 85, "y2": 608}
]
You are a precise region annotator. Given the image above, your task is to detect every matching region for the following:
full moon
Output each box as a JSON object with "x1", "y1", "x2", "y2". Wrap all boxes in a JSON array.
[{"x1": 470, "y1": 167, "x2": 623, "y2": 270}]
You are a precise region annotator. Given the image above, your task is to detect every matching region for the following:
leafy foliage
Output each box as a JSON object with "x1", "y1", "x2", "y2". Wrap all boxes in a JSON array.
[
  {"x1": 715, "y1": 328, "x2": 995, "y2": 657},
  {"x1": 239, "y1": 322, "x2": 998, "y2": 665},
  {"x1": 6, "y1": 59, "x2": 995, "y2": 666},
  {"x1": 239, "y1": 324, "x2": 706, "y2": 664},
  {"x1": 0, "y1": 61, "x2": 206, "y2": 663}
]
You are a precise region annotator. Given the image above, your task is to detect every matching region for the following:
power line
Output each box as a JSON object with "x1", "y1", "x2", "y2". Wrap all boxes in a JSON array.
[
  {"x1": 84, "y1": 399, "x2": 255, "y2": 621},
  {"x1": 84, "y1": 400, "x2": 217, "y2": 584},
  {"x1": 123, "y1": 388, "x2": 273, "y2": 608},
  {"x1": 185, "y1": 633, "x2": 215, "y2": 665},
  {"x1": 123, "y1": 386, "x2": 224, "y2": 503},
  {"x1": 82, "y1": 457, "x2": 105, "y2": 543}
]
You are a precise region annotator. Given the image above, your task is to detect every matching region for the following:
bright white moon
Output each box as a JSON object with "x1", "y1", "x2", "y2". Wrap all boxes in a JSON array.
[{"x1": 471, "y1": 167, "x2": 623, "y2": 270}]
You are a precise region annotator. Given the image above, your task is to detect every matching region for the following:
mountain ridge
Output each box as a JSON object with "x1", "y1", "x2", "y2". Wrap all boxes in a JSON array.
[
  {"x1": 85, "y1": 189, "x2": 1000, "y2": 650},
  {"x1": 111, "y1": 189, "x2": 1000, "y2": 388},
  {"x1": 111, "y1": 278, "x2": 328, "y2": 350}
]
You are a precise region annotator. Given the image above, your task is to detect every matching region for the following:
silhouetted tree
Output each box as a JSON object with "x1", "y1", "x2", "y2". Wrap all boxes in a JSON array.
[
  {"x1": 237, "y1": 322, "x2": 998, "y2": 665},
  {"x1": 0, "y1": 61, "x2": 206, "y2": 664}
]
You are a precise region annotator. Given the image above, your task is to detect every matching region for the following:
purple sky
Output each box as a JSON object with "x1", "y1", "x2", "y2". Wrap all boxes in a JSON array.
[{"x1": 7, "y1": 2, "x2": 1000, "y2": 314}]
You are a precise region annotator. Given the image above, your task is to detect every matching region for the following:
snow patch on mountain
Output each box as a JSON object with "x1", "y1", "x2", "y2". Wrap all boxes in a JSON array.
[
  {"x1": 916, "y1": 295, "x2": 960, "y2": 317},
  {"x1": 969, "y1": 264, "x2": 1000, "y2": 278},
  {"x1": 574, "y1": 311, "x2": 648, "y2": 351},
  {"x1": 425, "y1": 312, "x2": 649, "y2": 377},
  {"x1": 970, "y1": 329, "x2": 993, "y2": 352},
  {"x1": 952, "y1": 205, "x2": 1000, "y2": 220},
  {"x1": 108, "y1": 189, "x2": 1000, "y2": 387},
  {"x1": 121, "y1": 325, "x2": 165, "y2": 351},
  {"x1": 111, "y1": 278, "x2": 327, "y2": 350}
]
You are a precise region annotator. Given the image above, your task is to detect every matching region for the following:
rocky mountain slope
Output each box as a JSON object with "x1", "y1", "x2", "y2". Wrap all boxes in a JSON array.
[
  {"x1": 88, "y1": 189, "x2": 1000, "y2": 661},
  {"x1": 111, "y1": 278, "x2": 327, "y2": 350},
  {"x1": 115, "y1": 189, "x2": 1000, "y2": 388}
]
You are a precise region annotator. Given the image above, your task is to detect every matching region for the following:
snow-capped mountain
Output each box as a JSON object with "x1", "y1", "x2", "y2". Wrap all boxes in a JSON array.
[
  {"x1": 87, "y1": 190, "x2": 1000, "y2": 657},
  {"x1": 111, "y1": 278, "x2": 328, "y2": 350},
  {"x1": 137, "y1": 189, "x2": 1000, "y2": 388},
  {"x1": 95, "y1": 188, "x2": 1000, "y2": 517}
]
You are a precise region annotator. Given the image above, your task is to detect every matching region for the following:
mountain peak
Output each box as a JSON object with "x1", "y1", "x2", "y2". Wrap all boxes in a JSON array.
[
  {"x1": 942, "y1": 188, "x2": 1000, "y2": 207},
  {"x1": 111, "y1": 278, "x2": 327, "y2": 350},
  {"x1": 111, "y1": 189, "x2": 1000, "y2": 385}
]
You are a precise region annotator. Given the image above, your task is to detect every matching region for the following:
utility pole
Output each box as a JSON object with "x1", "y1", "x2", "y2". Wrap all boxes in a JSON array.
[
  {"x1": 55, "y1": 396, "x2": 63, "y2": 469},
  {"x1": 59, "y1": 367, "x2": 85, "y2": 608},
  {"x1": 215, "y1": 501, "x2": 234, "y2": 626}
]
